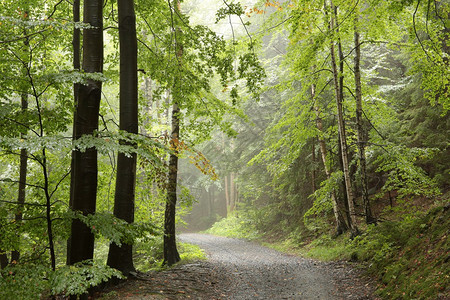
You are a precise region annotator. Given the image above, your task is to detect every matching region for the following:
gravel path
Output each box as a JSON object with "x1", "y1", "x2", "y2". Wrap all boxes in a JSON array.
[
  {"x1": 178, "y1": 233, "x2": 376, "y2": 300},
  {"x1": 96, "y1": 233, "x2": 376, "y2": 299}
]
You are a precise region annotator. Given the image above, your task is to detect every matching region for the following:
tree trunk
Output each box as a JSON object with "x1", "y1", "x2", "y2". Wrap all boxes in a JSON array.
[
  {"x1": 224, "y1": 174, "x2": 230, "y2": 214},
  {"x1": 11, "y1": 134, "x2": 27, "y2": 263},
  {"x1": 107, "y1": 0, "x2": 138, "y2": 276},
  {"x1": 337, "y1": 135, "x2": 352, "y2": 227},
  {"x1": 313, "y1": 85, "x2": 348, "y2": 234},
  {"x1": 163, "y1": 102, "x2": 181, "y2": 266},
  {"x1": 67, "y1": 0, "x2": 103, "y2": 265},
  {"x1": 311, "y1": 138, "x2": 317, "y2": 194},
  {"x1": 0, "y1": 250, "x2": 7, "y2": 269},
  {"x1": 209, "y1": 185, "x2": 214, "y2": 217},
  {"x1": 230, "y1": 173, "x2": 236, "y2": 211},
  {"x1": 163, "y1": 0, "x2": 184, "y2": 267},
  {"x1": 11, "y1": 14, "x2": 30, "y2": 262},
  {"x1": 0, "y1": 222, "x2": 7, "y2": 268},
  {"x1": 67, "y1": 0, "x2": 80, "y2": 265},
  {"x1": 354, "y1": 25, "x2": 375, "y2": 225},
  {"x1": 329, "y1": 1, "x2": 359, "y2": 236}
]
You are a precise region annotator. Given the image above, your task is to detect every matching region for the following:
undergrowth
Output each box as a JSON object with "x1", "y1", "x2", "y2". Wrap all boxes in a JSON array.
[
  {"x1": 134, "y1": 236, "x2": 206, "y2": 272},
  {"x1": 205, "y1": 212, "x2": 260, "y2": 240},
  {"x1": 348, "y1": 205, "x2": 449, "y2": 299}
]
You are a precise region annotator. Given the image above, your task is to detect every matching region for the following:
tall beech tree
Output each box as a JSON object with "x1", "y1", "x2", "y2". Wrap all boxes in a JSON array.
[
  {"x1": 353, "y1": 22, "x2": 375, "y2": 225},
  {"x1": 11, "y1": 8, "x2": 30, "y2": 263},
  {"x1": 164, "y1": 100, "x2": 181, "y2": 266},
  {"x1": 68, "y1": 0, "x2": 103, "y2": 265},
  {"x1": 312, "y1": 84, "x2": 348, "y2": 234},
  {"x1": 163, "y1": 0, "x2": 182, "y2": 266},
  {"x1": 107, "y1": 0, "x2": 138, "y2": 275},
  {"x1": 328, "y1": 0, "x2": 359, "y2": 236}
]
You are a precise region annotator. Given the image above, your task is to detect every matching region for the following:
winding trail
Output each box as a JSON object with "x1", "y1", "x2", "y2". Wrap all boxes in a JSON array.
[{"x1": 179, "y1": 233, "x2": 375, "y2": 300}]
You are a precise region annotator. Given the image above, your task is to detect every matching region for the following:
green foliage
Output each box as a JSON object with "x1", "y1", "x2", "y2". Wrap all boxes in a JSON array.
[
  {"x1": 303, "y1": 171, "x2": 343, "y2": 230},
  {"x1": 134, "y1": 237, "x2": 205, "y2": 272},
  {"x1": 50, "y1": 260, "x2": 124, "y2": 297},
  {"x1": 374, "y1": 145, "x2": 440, "y2": 198},
  {"x1": 301, "y1": 233, "x2": 349, "y2": 262},
  {"x1": 347, "y1": 205, "x2": 450, "y2": 299},
  {"x1": 205, "y1": 211, "x2": 260, "y2": 240},
  {"x1": 134, "y1": 236, "x2": 165, "y2": 272},
  {"x1": 178, "y1": 242, "x2": 206, "y2": 263},
  {"x1": 0, "y1": 263, "x2": 49, "y2": 300},
  {"x1": 72, "y1": 211, "x2": 160, "y2": 247}
]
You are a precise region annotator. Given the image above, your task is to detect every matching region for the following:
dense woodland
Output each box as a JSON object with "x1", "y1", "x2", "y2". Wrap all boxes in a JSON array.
[{"x1": 0, "y1": 0, "x2": 448, "y2": 299}]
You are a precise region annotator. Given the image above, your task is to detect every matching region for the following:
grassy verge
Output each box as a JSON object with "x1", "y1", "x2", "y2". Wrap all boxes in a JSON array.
[
  {"x1": 134, "y1": 236, "x2": 206, "y2": 272},
  {"x1": 205, "y1": 213, "x2": 261, "y2": 240}
]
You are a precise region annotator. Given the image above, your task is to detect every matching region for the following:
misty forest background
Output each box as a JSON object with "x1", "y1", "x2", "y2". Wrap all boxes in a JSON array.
[{"x1": 0, "y1": 0, "x2": 449, "y2": 299}]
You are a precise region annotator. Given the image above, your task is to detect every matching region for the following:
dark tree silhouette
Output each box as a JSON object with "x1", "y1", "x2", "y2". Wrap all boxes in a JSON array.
[
  {"x1": 107, "y1": 0, "x2": 138, "y2": 276},
  {"x1": 67, "y1": 0, "x2": 103, "y2": 265}
]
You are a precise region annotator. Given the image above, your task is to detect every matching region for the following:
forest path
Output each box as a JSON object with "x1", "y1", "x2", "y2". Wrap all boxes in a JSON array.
[
  {"x1": 178, "y1": 233, "x2": 375, "y2": 299},
  {"x1": 96, "y1": 233, "x2": 376, "y2": 299}
]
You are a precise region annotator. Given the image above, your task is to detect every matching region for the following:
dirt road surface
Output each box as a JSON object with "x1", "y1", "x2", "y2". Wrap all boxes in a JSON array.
[{"x1": 96, "y1": 233, "x2": 376, "y2": 299}]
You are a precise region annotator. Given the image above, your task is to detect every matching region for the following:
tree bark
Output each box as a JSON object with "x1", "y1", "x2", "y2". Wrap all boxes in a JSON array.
[
  {"x1": 311, "y1": 138, "x2": 317, "y2": 194},
  {"x1": 67, "y1": 0, "x2": 103, "y2": 265},
  {"x1": 67, "y1": 0, "x2": 80, "y2": 265},
  {"x1": 329, "y1": 1, "x2": 359, "y2": 236},
  {"x1": 163, "y1": 102, "x2": 181, "y2": 266},
  {"x1": 107, "y1": 0, "x2": 138, "y2": 275},
  {"x1": 354, "y1": 25, "x2": 375, "y2": 225},
  {"x1": 163, "y1": 0, "x2": 184, "y2": 267},
  {"x1": 11, "y1": 12, "x2": 30, "y2": 262},
  {"x1": 0, "y1": 250, "x2": 7, "y2": 269},
  {"x1": 224, "y1": 174, "x2": 230, "y2": 213},
  {"x1": 230, "y1": 173, "x2": 236, "y2": 211},
  {"x1": 313, "y1": 85, "x2": 348, "y2": 234}
]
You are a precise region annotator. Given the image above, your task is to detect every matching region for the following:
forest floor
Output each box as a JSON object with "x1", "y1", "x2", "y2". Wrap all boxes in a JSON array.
[{"x1": 94, "y1": 233, "x2": 377, "y2": 299}]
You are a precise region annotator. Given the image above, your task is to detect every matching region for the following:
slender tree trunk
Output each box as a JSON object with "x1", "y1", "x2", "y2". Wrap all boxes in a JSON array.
[
  {"x1": 0, "y1": 222, "x2": 7, "y2": 268},
  {"x1": 163, "y1": 0, "x2": 184, "y2": 267},
  {"x1": 329, "y1": 1, "x2": 359, "y2": 236},
  {"x1": 11, "y1": 14, "x2": 30, "y2": 262},
  {"x1": 41, "y1": 149, "x2": 56, "y2": 271},
  {"x1": 209, "y1": 185, "x2": 214, "y2": 217},
  {"x1": 230, "y1": 173, "x2": 236, "y2": 211},
  {"x1": 163, "y1": 102, "x2": 181, "y2": 266},
  {"x1": 224, "y1": 174, "x2": 230, "y2": 213},
  {"x1": 354, "y1": 25, "x2": 375, "y2": 225},
  {"x1": 11, "y1": 127, "x2": 27, "y2": 263},
  {"x1": 107, "y1": 0, "x2": 138, "y2": 276},
  {"x1": 67, "y1": 0, "x2": 103, "y2": 265},
  {"x1": 313, "y1": 85, "x2": 348, "y2": 234},
  {"x1": 0, "y1": 251, "x2": 7, "y2": 269},
  {"x1": 337, "y1": 135, "x2": 352, "y2": 227},
  {"x1": 311, "y1": 138, "x2": 317, "y2": 194},
  {"x1": 67, "y1": 0, "x2": 80, "y2": 265}
]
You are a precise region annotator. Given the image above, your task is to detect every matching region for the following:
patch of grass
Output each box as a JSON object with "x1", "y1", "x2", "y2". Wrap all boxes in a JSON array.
[
  {"x1": 205, "y1": 213, "x2": 260, "y2": 240},
  {"x1": 134, "y1": 237, "x2": 206, "y2": 272},
  {"x1": 134, "y1": 236, "x2": 164, "y2": 272},
  {"x1": 302, "y1": 233, "x2": 350, "y2": 261},
  {"x1": 262, "y1": 232, "x2": 350, "y2": 262},
  {"x1": 178, "y1": 242, "x2": 206, "y2": 263}
]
